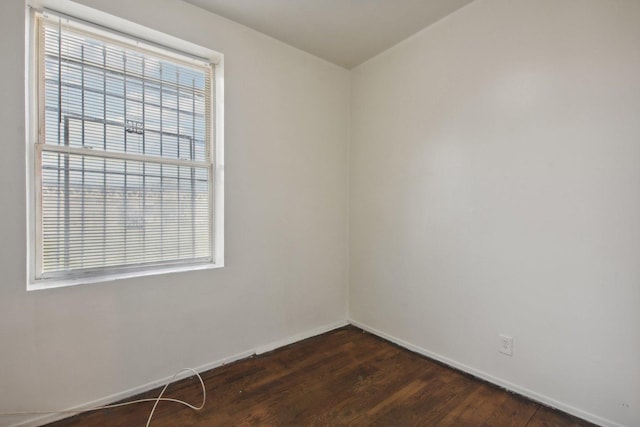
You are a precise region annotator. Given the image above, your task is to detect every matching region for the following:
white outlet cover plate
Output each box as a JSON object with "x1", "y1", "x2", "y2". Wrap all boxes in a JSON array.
[{"x1": 499, "y1": 334, "x2": 513, "y2": 356}]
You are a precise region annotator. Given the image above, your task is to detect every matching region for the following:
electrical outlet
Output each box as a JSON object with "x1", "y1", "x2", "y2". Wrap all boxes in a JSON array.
[{"x1": 499, "y1": 334, "x2": 513, "y2": 356}]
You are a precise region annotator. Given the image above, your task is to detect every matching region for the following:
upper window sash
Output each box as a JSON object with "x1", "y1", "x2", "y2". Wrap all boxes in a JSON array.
[{"x1": 36, "y1": 12, "x2": 214, "y2": 164}]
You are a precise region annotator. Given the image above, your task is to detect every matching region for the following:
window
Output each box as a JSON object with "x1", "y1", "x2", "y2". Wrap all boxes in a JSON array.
[{"x1": 28, "y1": 9, "x2": 223, "y2": 288}]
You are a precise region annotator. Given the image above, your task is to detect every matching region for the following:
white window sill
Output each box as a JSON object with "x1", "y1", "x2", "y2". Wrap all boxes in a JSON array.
[{"x1": 27, "y1": 262, "x2": 224, "y2": 291}]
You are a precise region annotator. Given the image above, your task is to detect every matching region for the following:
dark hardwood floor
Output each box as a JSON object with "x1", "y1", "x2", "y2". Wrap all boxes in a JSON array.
[{"x1": 47, "y1": 326, "x2": 597, "y2": 426}]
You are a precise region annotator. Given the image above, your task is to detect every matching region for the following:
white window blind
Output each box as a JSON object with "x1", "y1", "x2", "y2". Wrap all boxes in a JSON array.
[{"x1": 35, "y1": 13, "x2": 215, "y2": 280}]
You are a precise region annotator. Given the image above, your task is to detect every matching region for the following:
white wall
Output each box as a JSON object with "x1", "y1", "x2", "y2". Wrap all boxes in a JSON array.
[
  {"x1": 3, "y1": 0, "x2": 639, "y2": 425},
  {"x1": 0, "y1": 0, "x2": 349, "y2": 425},
  {"x1": 350, "y1": 0, "x2": 640, "y2": 426}
]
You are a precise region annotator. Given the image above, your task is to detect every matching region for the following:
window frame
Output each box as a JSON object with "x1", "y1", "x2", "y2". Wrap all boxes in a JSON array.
[{"x1": 26, "y1": 5, "x2": 225, "y2": 290}]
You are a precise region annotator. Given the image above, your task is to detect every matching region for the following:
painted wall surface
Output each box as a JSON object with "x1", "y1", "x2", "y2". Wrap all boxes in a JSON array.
[
  {"x1": 350, "y1": 0, "x2": 640, "y2": 426},
  {"x1": 0, "y1": 0, "x2": 349, "y2": 424}
]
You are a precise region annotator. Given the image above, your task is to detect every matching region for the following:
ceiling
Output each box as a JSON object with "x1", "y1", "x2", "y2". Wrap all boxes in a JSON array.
[{"x1": 181, "y1": 0, "x2": 475, "y2": 69}]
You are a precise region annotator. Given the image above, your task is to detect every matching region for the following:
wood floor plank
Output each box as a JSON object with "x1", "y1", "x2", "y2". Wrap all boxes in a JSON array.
[
  {"x1": 437, "y1": 383, "x2": 508, "y2": 426},
  {"x1": 527, "y1": 405, "x2": 599, "y2": 427},
  {"x1": 45, "y1": 326, "x2": 597, "y2": 427},
  {"x1": 481, "y1": 393, "x2": 539, "y2": 427},
  {"x1": 379, "y1": 374, "x2": 478, "y2": 426}
]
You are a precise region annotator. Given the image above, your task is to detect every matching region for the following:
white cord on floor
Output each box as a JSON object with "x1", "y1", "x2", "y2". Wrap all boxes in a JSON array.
[{"x1": 0, "y1": 368, "x2": 206, "y2": 427}]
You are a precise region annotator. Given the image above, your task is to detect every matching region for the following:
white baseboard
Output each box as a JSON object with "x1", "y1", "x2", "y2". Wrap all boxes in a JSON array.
[
  {"x1": 254, "y1": 320, "x2": 349, "y2": 355},
  {"x1": 8, "y1": 319, "x2": 349, "y2": 427},
  {"x1": 348, "y1": 318, "x2": 622, "y2": 427}
]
